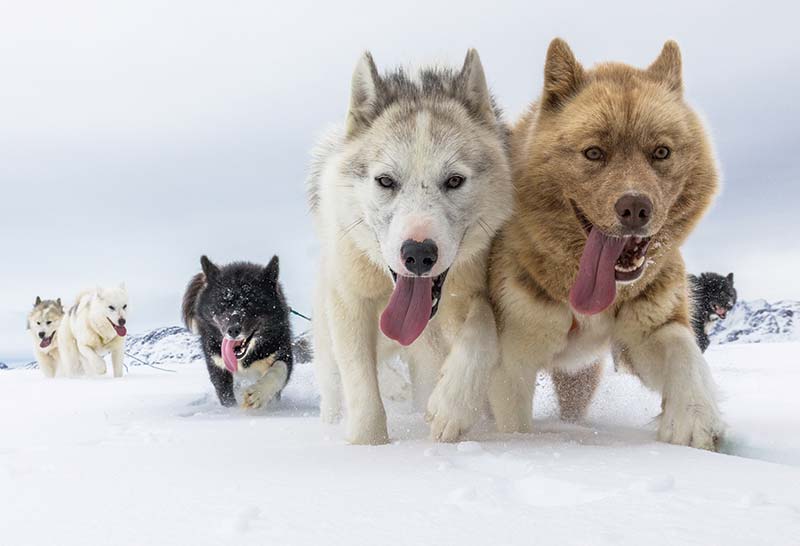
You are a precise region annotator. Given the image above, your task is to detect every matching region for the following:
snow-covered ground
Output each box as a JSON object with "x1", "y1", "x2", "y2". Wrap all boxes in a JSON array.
[{"x1": 1, "y1": 342, "x2": 799, "y2": 545}]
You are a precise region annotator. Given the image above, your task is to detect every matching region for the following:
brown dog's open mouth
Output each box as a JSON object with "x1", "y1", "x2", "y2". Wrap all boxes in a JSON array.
[{"x1": 571, "y1": 201, "x2": 652, "y2": 283}]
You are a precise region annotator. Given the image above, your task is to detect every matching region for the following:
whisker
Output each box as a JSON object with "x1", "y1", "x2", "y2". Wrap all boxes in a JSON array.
[{"x1": 339, "y1": 218, "x2": 364, "y2": 239}]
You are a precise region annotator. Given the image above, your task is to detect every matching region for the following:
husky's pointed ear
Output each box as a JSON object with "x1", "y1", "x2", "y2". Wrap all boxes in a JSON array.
[
  {"x1": 727, "y1": 272, "x2": 734, "y2": 283},
  {"x1": 56, "y1": 298, "x2": 62, "y2": 308},
  {"x1": 200, "y1": 255, "x2": 220, "y2": 284},
  {"x1": 543, "y1": 38, "x2": 584, "y2": 111},
  {"x1": 460, "y1": 49, "x2": 495, "y2": 123},
  {"x1": 34, "y1": 296, "x2": 42, "y2": 306},
  {"x1": 648, "y1": 41, "x2": 682, "y2": 94},
  {"x1": 346, "y1": 51, "x2": 381, "y2": 137},
  {"x1": 118, "y1": 282, "x2": 126, "y2": 291},
  {"x1": 263, "y1": 255, "x2": 280, "y2": 284}
]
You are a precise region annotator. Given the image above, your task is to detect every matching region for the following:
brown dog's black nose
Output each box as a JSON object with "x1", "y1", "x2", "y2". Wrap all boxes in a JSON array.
[
  {"x1": 615, "y1": 194, "x2": 653, "y2": 230},
  {"x1": 401, "y1": 239, "x2": 438, "y2": 276}
]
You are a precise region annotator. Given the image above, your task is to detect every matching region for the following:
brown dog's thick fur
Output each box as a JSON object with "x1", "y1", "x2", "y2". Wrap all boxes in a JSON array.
[{"x1": 488, "y1": 39, "x2": 724, "y2": 450}]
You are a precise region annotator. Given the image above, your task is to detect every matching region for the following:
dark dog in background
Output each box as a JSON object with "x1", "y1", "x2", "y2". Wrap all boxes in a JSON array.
[
  {"x1": 689, "y1": 272, "x2": 737, "y2": 352},
  {"x1": 182, "y1": 256, "x2": 293, "y2": 408}
]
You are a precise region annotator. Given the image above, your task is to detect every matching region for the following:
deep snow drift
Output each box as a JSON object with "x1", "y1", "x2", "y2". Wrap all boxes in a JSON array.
[{"x1": 1, "y1": 340, "x2": 799, "y2": 545}]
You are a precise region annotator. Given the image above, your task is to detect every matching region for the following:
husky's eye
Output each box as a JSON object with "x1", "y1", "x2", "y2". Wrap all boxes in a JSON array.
[
  {"x1": 108, "y1": 305, "x2": 115, "y2": 311},
  {"x1": 46, "y1": 321, "x2": 52, "y2": 325},
  {"x1": 445, "y1": 175, "x2": 465, "y2": 190},
  {"x1": 583, "y1": 147, "x2": 605, "y2": 161},
  {"x1": 375, "y1": 175, "x2": 396, "y2": 189},
  {"x1": 37, "y1": 321, "x2": 41, "y2": 325},
  {"x1": 123, "y1": 304, "x2": 127, "y2": 310},
  {"x1": 652, "y1": 146, "x2": 671, "y2": 160}
]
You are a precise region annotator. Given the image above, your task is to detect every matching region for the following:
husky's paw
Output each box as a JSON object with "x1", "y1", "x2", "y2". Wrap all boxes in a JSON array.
[
  {"x1": 658, "y1": 396, "x2": 725, "y2": 451},
  {"x1": 319, "y1": 399, "x2": 342, "y2": 424},
  {"x1": 346, "y1": 414, "x2": 389, "y2": 445},
  {"x1": 426, "y1": 377, "x2": 480, "y2": 443},
  {"x1": 242, "y1": 385, "x2": 275, "y2": 410}
]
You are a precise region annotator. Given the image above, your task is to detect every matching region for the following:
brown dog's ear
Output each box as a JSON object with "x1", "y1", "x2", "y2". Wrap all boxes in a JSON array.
[
  {"x1": 200, "y1": 255, "x2": 220, "y2": 284},
  {"x1": 345, "y1": 51, "x2": 382, "y2": 137},
  {"x1": 648, "y1": 41, "x2": 683, "y2": 94},
  {"x1": 543, "y1": 38, "x2": 584, "y2": 111}
]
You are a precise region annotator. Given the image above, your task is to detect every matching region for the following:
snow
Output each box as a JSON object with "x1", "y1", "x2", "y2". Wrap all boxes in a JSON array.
[{"x1": 2, "y1": 342, "x2": 800, "y2": 545}]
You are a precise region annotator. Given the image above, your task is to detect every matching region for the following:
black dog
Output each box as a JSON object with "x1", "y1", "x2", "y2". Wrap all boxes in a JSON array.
[
  {"x1": 689, "y1": 272, "x2": 737, "y2": 352},
  {"x1": 182, "y1": 255, "x2": 293, "y2": 408}
]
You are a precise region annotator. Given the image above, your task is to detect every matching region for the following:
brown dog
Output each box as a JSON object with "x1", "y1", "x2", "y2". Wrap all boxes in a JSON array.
[{"x1": 488, "y1": 39, "x2": 724, "y2": 450}]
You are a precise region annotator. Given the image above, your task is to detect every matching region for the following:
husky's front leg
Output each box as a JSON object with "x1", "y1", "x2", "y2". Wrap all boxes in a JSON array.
[
  {"x1": 625, "y1": 322, "x2": 724, "y2": 450},
  {"x1": 243, "y1": 361, "x2": 289, "y2": 409},
  {"x1": 329, "y1": 291, "x2": 387, "y2": 445},
  {"x1": 312, "y1": 295, "x2": 342, "y2": 423},
  {"x1": 110, "y1": 343, "x2": 124, "y2": 378},
  {"x1": 426, "y1": 296, "x2": 497, "y2": 442},
  {"x1": 77, "y1": 344, "x2": 105, "y2": 377},
  {"x1": 37, "y1": 353, "x2": 57, "y2": 378}
]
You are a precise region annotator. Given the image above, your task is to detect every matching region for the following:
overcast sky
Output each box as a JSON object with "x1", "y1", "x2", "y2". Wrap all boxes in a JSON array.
[{"x1": 1, "y1": 0, "x2": 798, "y2": 361}]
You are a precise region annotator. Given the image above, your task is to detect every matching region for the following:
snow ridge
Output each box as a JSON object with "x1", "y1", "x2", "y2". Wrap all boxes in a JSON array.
[{"x1": 709, "y1": 299, "x2": 799, "y2": 345}]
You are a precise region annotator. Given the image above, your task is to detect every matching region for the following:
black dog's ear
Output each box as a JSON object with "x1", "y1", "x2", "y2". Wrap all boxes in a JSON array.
[
  {"x1": 727, "y1": 272, "x2": 734, "y2": 284},
  {"x1": 200, "y1": 255, "x2": 220, "y2": 283},
  {"x1": 263, "y1": 255, "x2": 280, "y2": 284},
  {"x1": 34, "y1": 296, "x2": 42, "y2": 306}
]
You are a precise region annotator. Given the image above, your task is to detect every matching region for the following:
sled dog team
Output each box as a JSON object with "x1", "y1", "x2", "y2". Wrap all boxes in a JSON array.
[{"x1": 27, "y1": 39, "x2": 731, "y2": 451}]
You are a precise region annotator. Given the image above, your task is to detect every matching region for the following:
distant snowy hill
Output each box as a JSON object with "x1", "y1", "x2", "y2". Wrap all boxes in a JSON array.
[
  {"x1": 125, "y1": 326, "x2": 204, "y2": 367},
  {"x1": 709, "y1": 300, "x2": 799, "y2": 345},
  {"x1": 3, "y1": 301, "x2": 796, "y2": 372}
]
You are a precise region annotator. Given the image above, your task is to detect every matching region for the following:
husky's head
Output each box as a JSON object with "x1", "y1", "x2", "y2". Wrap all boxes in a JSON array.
[
  {"x1": 696, "y1": 272, "x2": 737, "y2": 321},
  {"x1": 90, "y1": 284, "x2": 129, "y2": 338},
  {"x1": 197, "y1": 255, "x2": 288, "y2": 374},
  {"x1": 524, "y1": 39, "x2": 718, "y2": 315},
  {"x1": 27, "y1": 297, "x2": 64, "y2": 351},
  {"x1": 335, "y1": 50, "x2": 512, "y2": 345}
]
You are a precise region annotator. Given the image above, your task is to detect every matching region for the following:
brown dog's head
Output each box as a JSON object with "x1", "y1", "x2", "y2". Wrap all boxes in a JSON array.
[{"x1": 526, "y1": 39, "x2": 718, "y2": 314}]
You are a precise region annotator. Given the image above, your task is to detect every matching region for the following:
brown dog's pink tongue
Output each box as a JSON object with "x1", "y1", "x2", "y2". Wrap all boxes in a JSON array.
[
  {"x1": 220, "y1": 338, "x2": 239, "y2": 373},
  {"x1": 380, "y1": 276, "x2": 433, "y2": 346},
  {"x1": 569, "y1": 229, "x2": 627, "y2": 315}
]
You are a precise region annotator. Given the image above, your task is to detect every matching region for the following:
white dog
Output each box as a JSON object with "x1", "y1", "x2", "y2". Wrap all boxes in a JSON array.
[
  {"x1": 26, "y1": 297, "x2": 65, "y2": 377},
  {"x1": 58, "y1": 284, "x2": 129, "y2": 378},
  {"x1": 308, "y1": 51, "x2": 513, "y2": 444}
]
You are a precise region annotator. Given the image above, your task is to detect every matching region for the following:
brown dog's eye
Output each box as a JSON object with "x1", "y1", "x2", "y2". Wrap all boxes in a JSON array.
[
  {"x1": 445, "y1": 175, "x2": 465, "y2": 190},
  {"x1": 583, "y1": 147, "x2": 605, "y2": 161},
  {"x1": 653, "y1": 146, "x2": 671, "y2": 160}
]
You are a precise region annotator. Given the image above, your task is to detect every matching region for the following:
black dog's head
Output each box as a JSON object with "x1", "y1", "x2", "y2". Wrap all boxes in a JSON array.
[
  {"x1": 196, "y1": 255, "x2": 288, "y2": 372},
  {"x1": 697, "y1": 272, "x2": 737, "y2": 320}
]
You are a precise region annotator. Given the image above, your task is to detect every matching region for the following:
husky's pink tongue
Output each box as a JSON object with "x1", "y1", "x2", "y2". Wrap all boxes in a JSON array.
[
  {"x1": 220, "y1": 338, "x2": 240, "y2": 373},
  {"x1": 113, "y1": 325, "x2": 127, "y2": 337},
  {"x1": 380, "y1": 276, "x2": 433, "y2": 346},
  {"x1": 569, "y1": 229, "x2": 627, "y2": 315}
]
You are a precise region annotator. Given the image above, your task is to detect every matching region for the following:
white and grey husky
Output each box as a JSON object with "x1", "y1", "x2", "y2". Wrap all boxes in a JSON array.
[
  {"x1": 308, "y1": 50, "x2": 513, "y2": 444},
  {"x1": 58, "y1": 284, "x2": 129, "y2": 377},
  {"x1": 26, "y1": 297, "x2": 65, "y2": 377}
]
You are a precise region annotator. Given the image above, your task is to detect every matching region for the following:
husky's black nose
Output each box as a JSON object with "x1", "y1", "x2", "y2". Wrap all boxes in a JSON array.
[
  {"x1": 226, "y1": 324, "x2": 242, "y2": 338},
  {"x1": 615, "y1": 194, "x2": 653, "y2": 230},
  {"x1": 38, "y1": 331, "x2": 45, "y2": 339},
  {"x1": 117, "y1": 318, "x2": 126, "y2": 326},
  {"x1": 401, "y1": 239, "x2": 438, "y2": 276}
]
